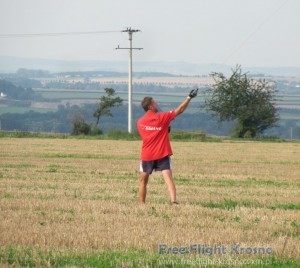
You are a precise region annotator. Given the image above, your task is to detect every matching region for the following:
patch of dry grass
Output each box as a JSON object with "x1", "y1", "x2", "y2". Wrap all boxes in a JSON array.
[{"x1": 0, "y1": 138, "x2": 299, "y2": 263}]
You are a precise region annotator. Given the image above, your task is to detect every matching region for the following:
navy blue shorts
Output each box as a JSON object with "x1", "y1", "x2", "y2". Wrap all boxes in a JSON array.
[{"x1": 140, "y1": 155, "x2": 171, "y2": 174}]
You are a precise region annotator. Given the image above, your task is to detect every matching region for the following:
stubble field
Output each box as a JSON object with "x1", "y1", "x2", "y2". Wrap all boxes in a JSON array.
[{"x1": 0, "y1": 138, "x2": 300, "y2": 267}]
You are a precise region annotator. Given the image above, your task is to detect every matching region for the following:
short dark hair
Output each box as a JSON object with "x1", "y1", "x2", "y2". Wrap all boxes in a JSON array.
[{"x1": 141, "y1": 97, "x2": 153, "y2": 111}]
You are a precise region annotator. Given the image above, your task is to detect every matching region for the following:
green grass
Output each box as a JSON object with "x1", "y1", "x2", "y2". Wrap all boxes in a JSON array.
[
  {"x1": 1, "y1": 163, "x2": 37, "y2": 168},
  {"x1": 0, "y1": 131, "x2": 70, "y2": 139},
  {"x1": 38, "y1": 153, "x2": 138, "y2": 160},
  {"x1": 106, "y1": 129, "x2": 141, "y2": 140},
  {"x1": 196, "y1": 198, "x2": 300, "y2": 211},
  {"x1": 174, "y1": 177, "x2": 300, "y2": 188},
  {"x1": 250, "y1": 160, "x2": 300, "y2": 165},
  {"x1": 269, "y1": 204, "x2": 300, "y2": 211},
  {"x1": 0, "y1": 129, "x2": 219, "y2": 142},
  {"x1": 1, "y1": 246, "x2": 299, "y2": 267},
  {"x1": 47, "y1": 164, "x2": 61, "y2": 173},
  {"x1": 1, "y1": 128, "x2": 299, "y2": 143},
  {"x1": 169, "y1": 129, "x2": 208, "y2": 141}
]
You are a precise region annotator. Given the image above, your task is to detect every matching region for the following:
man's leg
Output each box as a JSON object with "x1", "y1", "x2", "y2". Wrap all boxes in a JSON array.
[
  {"x1": 139, "y1": 172, "x2": 149, "y2": 203},
  {"x1": 162, "y1": 169, "x2": 177, "y2": 203}
]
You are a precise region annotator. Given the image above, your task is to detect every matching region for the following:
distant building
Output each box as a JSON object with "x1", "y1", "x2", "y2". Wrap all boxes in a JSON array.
[{"x1": 0, "y1": 92, "x2": 7, "y2": 98}]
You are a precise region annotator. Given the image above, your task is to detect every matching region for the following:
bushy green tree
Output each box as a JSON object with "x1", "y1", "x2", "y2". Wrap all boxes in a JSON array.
[
  {"x1": 205, "y1": 66, "x2": 279, "y2": 138},
  {"x1": 71, "y1": 113, "x2": 91, "y2": 135}
]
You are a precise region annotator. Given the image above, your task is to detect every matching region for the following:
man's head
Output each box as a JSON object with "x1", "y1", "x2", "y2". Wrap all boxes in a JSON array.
[{"x1": 141, "y1": 97, "x2": 158, "y2": 112}]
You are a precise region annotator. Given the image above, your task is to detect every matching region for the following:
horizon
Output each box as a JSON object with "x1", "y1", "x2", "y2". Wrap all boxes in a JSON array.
[{"x1": 1, "y1": 56, "x2": 300, "y2": 77}]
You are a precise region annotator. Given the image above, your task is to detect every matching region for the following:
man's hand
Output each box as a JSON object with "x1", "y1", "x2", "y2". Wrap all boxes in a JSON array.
[
  {"x1": 175, "y1": 89, "x2": 198, "y2": 117},
  {"x1": 188, "y1": 88, "x2": 198, "y2": 99}
]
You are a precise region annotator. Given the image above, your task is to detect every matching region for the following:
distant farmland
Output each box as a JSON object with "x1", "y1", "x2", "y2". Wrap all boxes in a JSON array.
[
  {"x1": 35, "y1": 75, "x2": 300, "y2": 110},
  {"x1": 33, "y1": 88, "x2": 300, "y2": 116},
  {"x1": 33, "y1": 88, "x2": 203, "y2": 103},
  {"x1": 41, "y1": 76, "x2": 215, "y2": 88}
]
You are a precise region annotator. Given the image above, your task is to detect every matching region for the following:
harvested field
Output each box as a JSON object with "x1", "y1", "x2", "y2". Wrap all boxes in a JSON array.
[{"x1": 0, "y1": 138, "x2": 299, "y2": 267}]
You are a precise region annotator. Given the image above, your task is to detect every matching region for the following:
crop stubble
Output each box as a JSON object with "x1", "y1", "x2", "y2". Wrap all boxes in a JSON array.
[{"x1": 0, "y1": 138, "x2": 299, "y2": 260}]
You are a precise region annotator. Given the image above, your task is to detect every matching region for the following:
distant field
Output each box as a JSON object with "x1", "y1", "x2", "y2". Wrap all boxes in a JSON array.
[
  {"x1": 32, "y1": 89, "x2": 300, "y2": 121},
  {"x1": 34, "y1": 88, "x2": 300, "y2": 107},
  {"x1": 40, "y1": 76, "x2": 214, "y2": 87},
  {"x1": 34, "y1": 89, "x2": 199, "y2": 102},
  {"x1": 0, "y1": 138, "x2": 299, "y2": 267},
  {"x1": 0, "y1": 106, "x2": 55, "y2": 115},
  {"x1": 90, "y1": 76, "x2": 214, "y2": 87},
  {"x1": 0, "y1": 87, "x2": 298, "y2": 123}
]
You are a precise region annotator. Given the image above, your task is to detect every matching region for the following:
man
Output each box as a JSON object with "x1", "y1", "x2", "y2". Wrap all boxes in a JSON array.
[{"x1": 137, "y1": 89, "x2": 198, "y2": 204}]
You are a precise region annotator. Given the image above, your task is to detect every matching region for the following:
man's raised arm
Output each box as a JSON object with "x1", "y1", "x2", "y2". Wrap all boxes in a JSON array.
[{"x1": 174, "y1": 89, "x2": 198, "y2": 117}]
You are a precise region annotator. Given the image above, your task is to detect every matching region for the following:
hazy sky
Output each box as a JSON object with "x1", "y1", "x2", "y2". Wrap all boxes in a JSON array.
[{"x1": 0, "y1": 0, "x2": 299, "y2": 68}]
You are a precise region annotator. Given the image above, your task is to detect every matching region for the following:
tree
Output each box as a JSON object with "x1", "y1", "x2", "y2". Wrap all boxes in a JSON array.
[
  {"x1": 205, "y1": 66, "x2": 279, "y2": 138},
  {"x1": 71, "y1": 113, "x2": 91, "y2": 135},
  {"x1": 93, "y1": 88, "x2": 123, "y2": 129}
]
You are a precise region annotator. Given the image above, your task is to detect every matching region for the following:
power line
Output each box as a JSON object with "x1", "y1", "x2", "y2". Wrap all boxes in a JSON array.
[
  {"x1": 0, "y1": 30, "x2": 121, "y2": 38},
  {"x1": 222, "y1": 0, "x2": 290, "y2": 65}
]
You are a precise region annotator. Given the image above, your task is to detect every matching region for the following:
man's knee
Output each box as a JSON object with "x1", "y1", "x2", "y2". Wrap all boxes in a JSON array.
[
  {"x1": 162, "y1": 169, "x2": 172, "y2": 178},
  {"x1": 140, "y1": 173, "x2": 149, "y2": 184}
]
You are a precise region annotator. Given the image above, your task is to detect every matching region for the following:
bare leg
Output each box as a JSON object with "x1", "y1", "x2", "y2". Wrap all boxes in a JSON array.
[
  {"x1": 139, "y1": 172, "x2": 149, "y2": 203},
  {"x1": 162, "y1": 169, "x2": 177, "y2": 203}
]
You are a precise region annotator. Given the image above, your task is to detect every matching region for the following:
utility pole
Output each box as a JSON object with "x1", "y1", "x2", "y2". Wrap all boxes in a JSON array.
[{"x1": 116, "y1": 27, "x2": 143, "y2": 133}]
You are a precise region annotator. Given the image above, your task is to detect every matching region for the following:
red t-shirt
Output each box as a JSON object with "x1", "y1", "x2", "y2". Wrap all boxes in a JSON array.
[{"x1": 137, "y1": 110, "x2": 176, "y2": 161}]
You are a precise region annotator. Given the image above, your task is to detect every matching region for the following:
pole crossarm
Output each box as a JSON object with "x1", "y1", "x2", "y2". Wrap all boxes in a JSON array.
[
  {"x1": 122, "y1": 27, "x2": 140, "y2": 33},
  {"x1": 115, "y1": 45, "x2": 143, "y2": 50}
]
